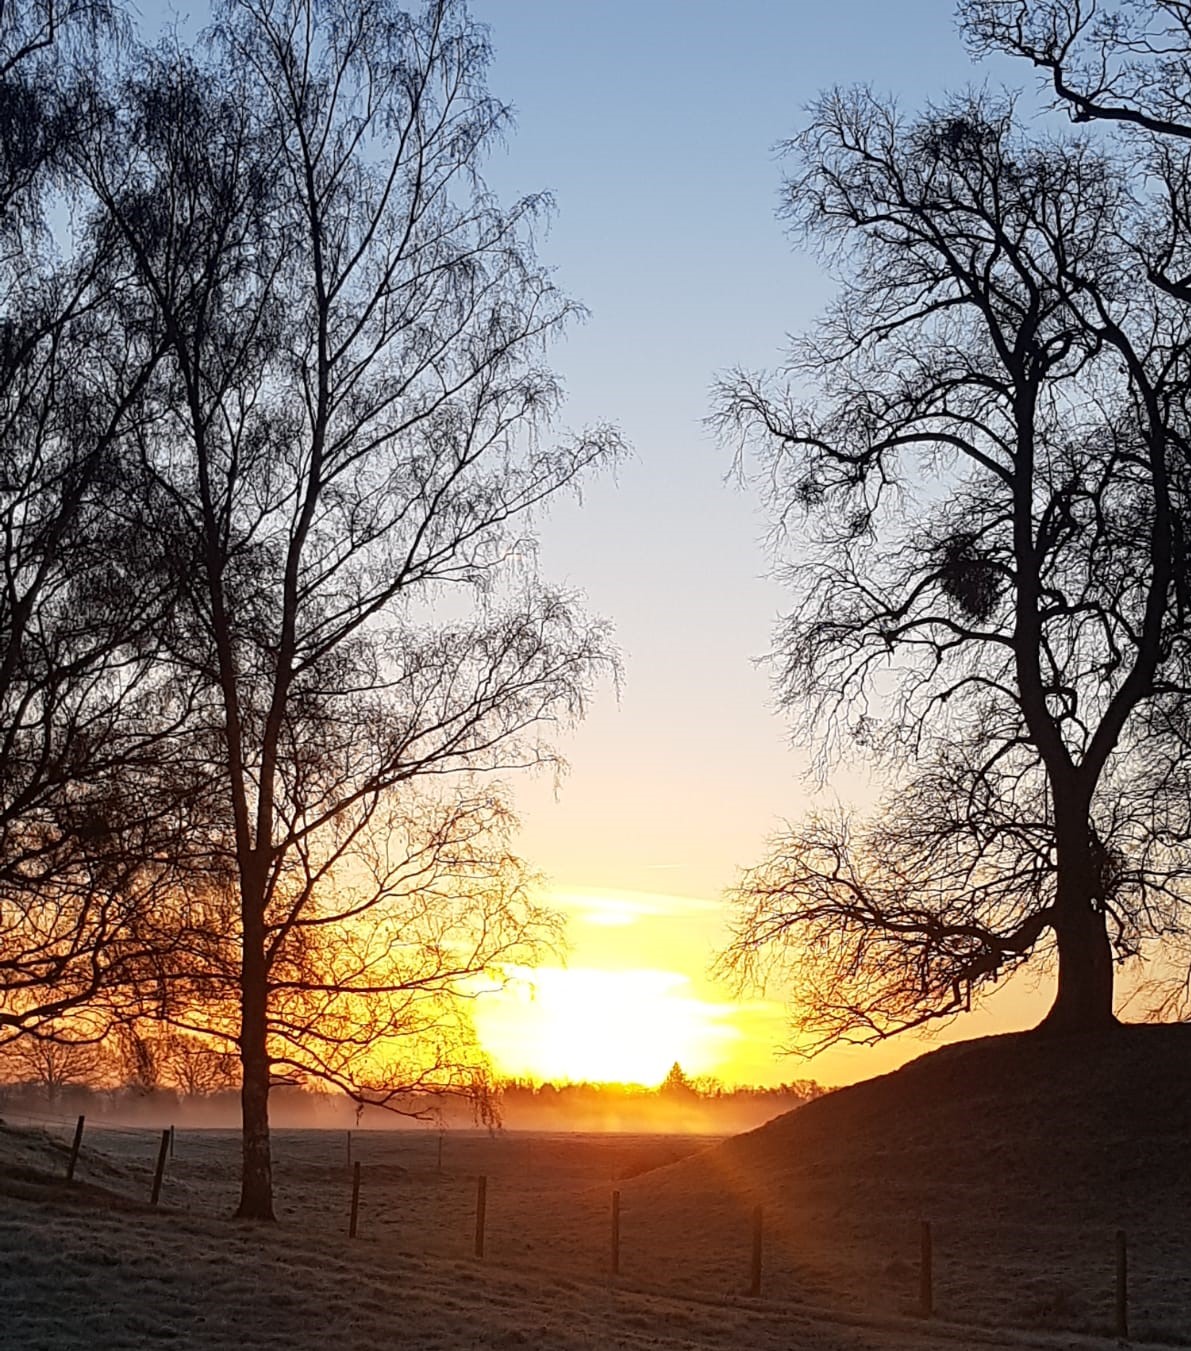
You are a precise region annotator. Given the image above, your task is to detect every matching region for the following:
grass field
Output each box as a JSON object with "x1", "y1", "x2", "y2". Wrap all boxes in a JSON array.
[{"x1": 0, "y1": 1095, "x2": 1178, "y2": 1351}]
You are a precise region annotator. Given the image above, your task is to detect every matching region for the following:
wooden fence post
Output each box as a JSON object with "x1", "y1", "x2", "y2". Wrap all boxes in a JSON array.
[
  {"x1": 66, "y1": 1114, "x2": 85, "y2": 1183},
  {"x1": 349, "y1": 1161, "x2": 361, "y2": 1238},
  {"x1": 919, "y1": 1220, "x2": 933, "y2": 1318},
  {"x1": 169, "y1": 1125, "x2": 175, "y2": 1159},
  {"x1": 1115, "y1": 1229, "x2": 1128, "y2": 1341},
  {"x1": 150, "y1": 1129, "x2": 169, "y2": 1206},
  {"x1": 749, "y1": 1205, "x2": 763, "y2": 1297},
  {"x1": 474, "y1": 1175, "x2": 487, "y2": 1258},
  {"x1": 611, "y1": 1190, "x2": 621, "y2": 1277}
]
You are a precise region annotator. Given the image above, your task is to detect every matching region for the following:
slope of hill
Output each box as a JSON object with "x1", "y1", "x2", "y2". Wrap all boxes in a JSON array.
[{"x1": 621, "y1": 1025, "x2": 1191, "y2": 1341}]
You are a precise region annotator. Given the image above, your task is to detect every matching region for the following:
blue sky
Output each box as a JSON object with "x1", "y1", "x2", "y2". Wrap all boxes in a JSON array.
[
  {"x1": 481, "y1": 2, "x2": 1026, "y2": 898},
  {"x1": 128, "y1": 1, "x2": 1022, "y2": 900},
  {"x1": 468, "y1": 2, "x2": 1063, "y2": 1084},
  {"x1": 134, "y1": 0, "x2": 1052, "y2": 1082}
]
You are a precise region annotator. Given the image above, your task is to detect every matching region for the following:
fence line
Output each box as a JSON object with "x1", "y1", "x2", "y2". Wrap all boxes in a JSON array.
[
  {"x1": 0, "y1": 1117, "x2": 1159, "y2": 1343},
  {"x1": 0, "y1": 1106, "x2": 169, "y2": 1140},
  {"x1": 303, "y1": 1129, "x2": 1168, "y2": 1345},
  {"x1": 66, "y1": 1115, "x2": 85, "y2": 1182}
]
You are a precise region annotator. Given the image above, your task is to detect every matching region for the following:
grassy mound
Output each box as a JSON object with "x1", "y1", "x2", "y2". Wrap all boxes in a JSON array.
[{"x1": 621, "y1": 1025, "x2": 1191, "y2": 1341}]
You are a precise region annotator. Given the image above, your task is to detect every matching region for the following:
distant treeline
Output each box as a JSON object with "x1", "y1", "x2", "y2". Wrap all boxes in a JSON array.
[
  {"x1": 493, "y1": 1065, "x2": 828, "y2": 1134},
  {"x1": 0, "y1": 1056, "x2": 828, "y2": 1135}
]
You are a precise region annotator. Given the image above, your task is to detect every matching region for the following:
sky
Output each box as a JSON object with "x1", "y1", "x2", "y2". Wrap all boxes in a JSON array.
[
  {"x1": 133, "y1": 0, "x2": 1054, "y2": 1089},
  {"x1": 463, "y1": 1, "x2": 1056, "y2": 1087}
]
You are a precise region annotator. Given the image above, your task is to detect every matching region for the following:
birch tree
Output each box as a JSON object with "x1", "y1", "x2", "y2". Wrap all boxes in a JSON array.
[{"x1": 89, "y1": 0, "x2": 619, "y2": 1219}]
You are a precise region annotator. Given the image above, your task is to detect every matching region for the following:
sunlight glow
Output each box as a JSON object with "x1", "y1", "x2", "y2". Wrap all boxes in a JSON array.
[{"x1": 477, "y1": 965, "x2": 736, "y2": 1085}]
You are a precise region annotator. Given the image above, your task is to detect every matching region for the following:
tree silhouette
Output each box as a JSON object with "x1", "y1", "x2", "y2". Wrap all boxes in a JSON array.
[
  {"x1": 0, "y1": 0, "x2": 208, "y2": 1051},
  {"x1": 963, "y1": 3, "x2": 1191, "y2": 138},
  {"x1": 962, "y1": 4, "x2": 1191, "y2": 310},
  {"x1": 0, "y1": 1030, "x2": 111, "y2": 1100},
  {"x1": 83, "y1": 0, "x2": 620, "y2": 1219},
  {"x1": 661, "y1": 1061, "x2": 695, "y2": 1097},
  {"x1": 716, "y1": 90, "x2": 1191, "y2": 1052}
]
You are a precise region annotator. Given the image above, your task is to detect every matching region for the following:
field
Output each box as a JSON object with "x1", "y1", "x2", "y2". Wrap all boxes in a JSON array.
[{"x1": 0, "y1": 1081, "x2": 1179, "y2": 1351}]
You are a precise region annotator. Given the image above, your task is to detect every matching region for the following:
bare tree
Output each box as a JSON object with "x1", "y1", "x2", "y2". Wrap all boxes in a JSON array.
[
  {"x1": 86, "y1": 0, "x2": 619, "y2": 1219},
  {"x1": 715, "y1": 90, "x2": 1191, "y2": 1053},
  {"x1": 110, "y1": 1023, "x2": 238, "y2": 1096},
  {"x1": 0, "y1": 1021, "x2": 111, "y2": 1100},
  {"x1": 962, "y1": 1, "x2": 1191, "y2": 141},
  {"x1": 145, "y1": 793, "x2": 561, "y2": 1116},
  {"x1": 0, "y1": 1, "x2": 207, "y2": 1047},
  {"x1": 162, "y1": 1033, "x2": 238, "y2": 1098},
  {"x1": 963, "y1": 3, "x2": 1191, "y2": 1017},
  {"x1": 962, "y1": 4, "x2": 1191, "y2": 311}
]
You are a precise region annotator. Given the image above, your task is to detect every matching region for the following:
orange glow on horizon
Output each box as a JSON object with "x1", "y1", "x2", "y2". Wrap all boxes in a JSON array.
[
  {"x1": 475, "y1": 964, "x2": 735, "y2": 1086},
  {"x1": 469, "y1": 887, "x2": 797, "y2": 1087},
  {"x1": 471, "y1": 886, "x2": 1060, "y2": 1091}
]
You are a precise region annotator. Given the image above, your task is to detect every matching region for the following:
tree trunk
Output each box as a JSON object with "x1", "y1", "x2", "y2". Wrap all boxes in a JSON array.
[
  {"x1": 1042, "y1": 899, "x2": 1115, "y2": 1032},
  {"x1": 235, "y1": 886, "x2": 274, "y2": 1221},
  {"x1": 1039, "y1": 809, "x2": 1116, "y2": 1034}
]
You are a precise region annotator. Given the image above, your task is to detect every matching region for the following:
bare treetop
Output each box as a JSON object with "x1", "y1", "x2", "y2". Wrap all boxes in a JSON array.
[
  {"x1": 67, "y1": 0, "x2": 624, "y2": 1220},
  {"x1": 716, "y1": 87, "x2": 1191, "y2": 1051}
]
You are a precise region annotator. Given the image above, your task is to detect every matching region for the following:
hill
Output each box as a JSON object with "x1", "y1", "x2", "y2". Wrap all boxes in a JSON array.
[{"x1": 621, "y1": 1025, "x2": 1191, "y2": 1341}]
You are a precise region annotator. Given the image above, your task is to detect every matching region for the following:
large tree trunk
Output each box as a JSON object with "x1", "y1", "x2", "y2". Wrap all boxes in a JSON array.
[
  {"x1": 1039, "y1": 810, "x2": 1116, "y2": 1034},
  {"x1": 1042, "y1": 899, "x2": 1115, "y2": 1032},
  {"x1": 235, "y1": 886, "x2": 274, "y2": 1221}
]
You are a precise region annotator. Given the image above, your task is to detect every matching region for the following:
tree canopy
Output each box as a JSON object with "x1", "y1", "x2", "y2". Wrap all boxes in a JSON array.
[
  {"x1": 0, "y1": 0, "x2": 620, "y2": 1221},
  {"x1": 716, "y1": 85, "x2": 1191, "y2": 1051}
]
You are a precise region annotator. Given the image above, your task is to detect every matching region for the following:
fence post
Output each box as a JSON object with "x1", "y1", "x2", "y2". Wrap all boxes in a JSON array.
[
  {"x1": 1115, "y1": 1229, "x2": 1128, "y2": 1340},
  {"x1": 749, "y1": 1205, "x2": 763, "y2": 1297},
  {"x1": 919, "y1": 1220, "x2": 933, "y2": 1318},
  {"x1": 474, "y1": 1175, "x2": 487, "y2": 1258},
  {"x1": 150, "y1": 1128, "x2": 170, "y2": 1206},
  {"x1": 169, "y1": 1125, "x2": 175, "y2": 1160},
  {"x1": 611, "y1": 1189, "x2": 620, "y2": 1277},
  {"x1": 349, "y1": 1161, "x2": 361, "y2": 1238},
  {"x1": 66, "y1": 1114, "x2": 85, "y2": 1183}
]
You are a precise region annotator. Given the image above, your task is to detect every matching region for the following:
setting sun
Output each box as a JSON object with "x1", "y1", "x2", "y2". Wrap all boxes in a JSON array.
[
  {"x1": 8, "y1": 0, "x2": 1191, "y2": 1345},
  {"x1": 476, "y1": 965, "x2": 729, "y2": 1086},
  {"x1": 470, "y1": 887, "x2": 792, "y2": 1087}
]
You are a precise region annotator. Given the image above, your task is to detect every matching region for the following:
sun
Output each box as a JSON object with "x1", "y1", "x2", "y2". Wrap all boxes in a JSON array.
[{"x1": 476, "y1": 966, "x2": 718, "y2": 1086}]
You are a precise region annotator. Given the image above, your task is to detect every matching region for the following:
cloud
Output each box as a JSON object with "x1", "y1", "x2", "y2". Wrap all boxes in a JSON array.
[{"x1": 552, "y1": 887, "x2": 723, "y2": 929}]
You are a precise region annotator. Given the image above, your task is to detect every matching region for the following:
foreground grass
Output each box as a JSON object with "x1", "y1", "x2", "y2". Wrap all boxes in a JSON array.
[{"x1": 0, "y1": 1119, "x2": 1171, "y2": 1350}]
